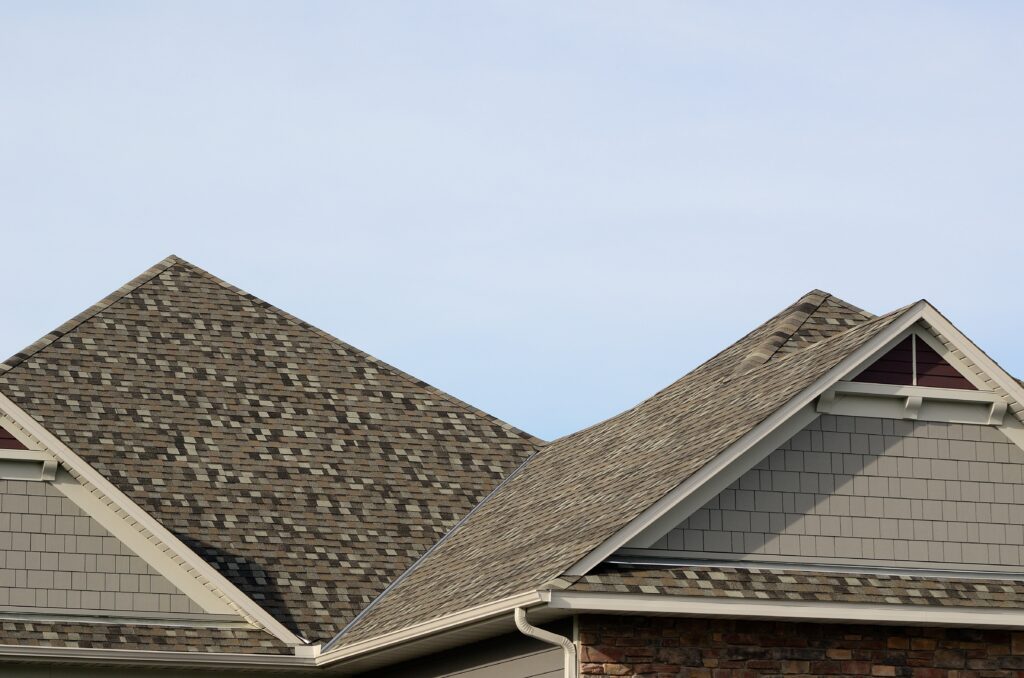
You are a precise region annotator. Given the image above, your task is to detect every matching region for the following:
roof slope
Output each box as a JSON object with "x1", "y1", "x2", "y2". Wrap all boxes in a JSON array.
[
  {"x1": 571, "y1": 563, "x2": 1024, "y2": 610},
  {"x1": 337, "y1": 292, "x2": 900, "y2": 646},
  {"x1": 0, "y1": 256, "x2": 541, "y2": 641},
  {"x1": 0, "y1": 622, "x2": 291, "y2": 654}
]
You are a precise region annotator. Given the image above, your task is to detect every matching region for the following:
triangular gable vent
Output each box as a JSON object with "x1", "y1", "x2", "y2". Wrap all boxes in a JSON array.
[
  {"x1": 853, "y1": 333, "x2": 976, "y2": 390},
  {"x1": 0, "y1": 423, "x2": 27, "y2": 450}
]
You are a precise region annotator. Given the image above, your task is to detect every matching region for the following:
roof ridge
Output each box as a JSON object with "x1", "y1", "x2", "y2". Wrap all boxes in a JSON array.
[
  {"x1": 724, "y1": 302, "x2": 913, "y2": 382},
  {"x1": 732, "y1": 290, "x2": 830, "y2": 375},
  {"x1": 824, "y1": 294, "x2": 874, "y2": 319},
  {"x1": 329, "y1": 300, "x2": 915, "y2": 649},
  {"x1": 0, "y1": 255, "x2": 182, "y2": 375},
  {"x1": 762, "y1": 292, "x2": 833, "y2": 364},
  {"x1": 164, "y1": 257, "x2": 545, "y2": 446}
]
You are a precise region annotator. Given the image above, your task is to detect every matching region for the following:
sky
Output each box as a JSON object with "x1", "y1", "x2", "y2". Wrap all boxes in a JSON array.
[{"x1": 1, "y1": 2, "x2": 1022, "y2": 441}]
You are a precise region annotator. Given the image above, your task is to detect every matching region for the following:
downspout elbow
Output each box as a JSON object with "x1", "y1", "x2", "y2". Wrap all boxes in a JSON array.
[{"x1": 514, "y1": 607, "x2": 577, "y2": 678}]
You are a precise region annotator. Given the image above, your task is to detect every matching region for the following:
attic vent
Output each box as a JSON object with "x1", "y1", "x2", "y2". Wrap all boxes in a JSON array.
[
  {"x1": 853, "y1": 334, "x2": 976, "y2": 390},
  {"x1": 0, "y1": 424, "x2": 27, "y2": 450}
]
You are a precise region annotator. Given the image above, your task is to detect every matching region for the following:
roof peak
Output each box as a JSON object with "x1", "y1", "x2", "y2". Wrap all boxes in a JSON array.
[{"x1": 731, "y1": 289, "x2": 874, "y2": 376}]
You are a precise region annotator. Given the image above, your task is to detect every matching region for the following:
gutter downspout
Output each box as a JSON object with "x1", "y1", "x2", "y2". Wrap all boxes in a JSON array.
[{"x1": 514, "y1": 607, "x2": 577, "y2": 678}]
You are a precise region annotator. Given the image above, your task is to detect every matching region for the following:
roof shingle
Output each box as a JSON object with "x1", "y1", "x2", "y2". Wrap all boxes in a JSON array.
[
  {"x1": 337, "y1": 293, "x2": 904, "y2": 646},
  {"x1": 571, "y1": 563, "x2": 1024, "y2": 609},
  {"x1": 0, "y1": 256, "x2": 540, "y2": 642}
]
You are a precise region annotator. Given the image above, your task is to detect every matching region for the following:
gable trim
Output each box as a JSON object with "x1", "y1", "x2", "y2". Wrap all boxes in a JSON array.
[
  {"x1": 623, "y1": 404, "x2": 820, "y2": 549},
  {"x1": 0, "y1": 392, "x2": 305, "y2": 647},
  {"x1": 565, "y1": 302, "x2": 930, "y2": 576},
  {"x1": 545, "y1": 590, "x2": 1024, "y2": 629}
]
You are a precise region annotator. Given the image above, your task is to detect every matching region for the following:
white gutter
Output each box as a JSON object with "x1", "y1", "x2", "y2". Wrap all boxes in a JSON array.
[
  {"x1": 514, "y1": 607, "x2": 577, "y2": 678},
  {"x1": 546, "y1": 591, "x2": 1024, "y2": 629},
  {"x1": 0, "y1": 644, "x2": 318, "y2": 670},
  {"x1": 319, "y1": 591, "x2": 544, "y2": 663}
]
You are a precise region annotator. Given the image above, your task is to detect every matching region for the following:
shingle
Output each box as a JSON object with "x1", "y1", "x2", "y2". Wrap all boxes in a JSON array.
[
  {"x1": 570, "y1": 563, "x2": 1024, "y2": 610},
  {"x1": 0, "y1": 255, "x2": 540, "y2": 642},
  {"x1": 336, "y1": 295, "x2": 905, "y2": 647},
  {"x1": 0, "y1": 621, "x2": 289, "y2": 654}
]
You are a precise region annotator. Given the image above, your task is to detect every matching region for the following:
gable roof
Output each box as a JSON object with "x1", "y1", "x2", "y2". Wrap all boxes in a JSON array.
[
  {"x1": 331, "y1": 291, "x2": 909, "y2": 648},
  {"x1": 0, "y1": 255, "x2": 541, "y2": 642}
]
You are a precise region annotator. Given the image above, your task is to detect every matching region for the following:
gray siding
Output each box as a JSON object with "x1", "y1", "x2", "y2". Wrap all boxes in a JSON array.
[
  {"x1": 0, "y1": 479, "x2": 203, "y2": 614},
  {"x1": 654, "y1": 415, "x2": 1024, "y2": 569},
  {"x1": 361, "y1": 628, "x2": 564, "y2": 678}
]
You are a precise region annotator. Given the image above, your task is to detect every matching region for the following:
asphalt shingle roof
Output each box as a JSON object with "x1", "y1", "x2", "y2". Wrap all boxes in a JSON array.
[
  {"x1": 337, "y1": 292, "x2": 904, "y2": 646},
  {"x1": 0, "y1": 256, "x2": 541, "y2": 643},
  {"x1": 0, "y1": 622, "x2": 291, "y2": 654},
  {"x1": 571, "y1": 563, "x2": 1024, "y2": 609}
]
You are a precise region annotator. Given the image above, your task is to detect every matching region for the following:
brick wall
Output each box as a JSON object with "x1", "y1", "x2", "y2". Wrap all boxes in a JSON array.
[
  {"x1": 656, "y1": 415, "x2": 1024, "y2": 569},
  {"x1": 0, "y1": 479, "x2": 202, "y2": 614},
  {"x1": 579, "y1": 615, "x2": 1024, "y2": 677}
]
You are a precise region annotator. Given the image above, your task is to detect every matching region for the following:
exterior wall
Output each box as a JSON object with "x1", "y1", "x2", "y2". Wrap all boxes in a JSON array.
[
  {"x1": 360, "y1": 628, "x2": 564, "y2": 678},
  {"x1": 0, "y1": 666, "x2": 295, "y2": 678},
  {"x1": 0, "y1": 478, "x2": 203, "y2": 614},
  {"x1": 579, "y1": 615, "x2": 1024, "y2": 677},
  {"x1": 654, "y1": 415, "x2": 1024, "y2": 569}
]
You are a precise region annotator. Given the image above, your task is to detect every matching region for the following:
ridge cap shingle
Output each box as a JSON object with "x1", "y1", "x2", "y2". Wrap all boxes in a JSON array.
[
  {"x1": 1, "y1": 255, "x2": 541, "y2": 446},
  {"x1": 171, "y1": 258, "x2": 544, "y2": 446},
  {"x1": 733, "y1": 290, "x2": 831, "y2": 375},
  {"x1": 0, "y1": 254, "x2": 181, "y2": 374},
  {"x1": 0, "y1": 256, "x2": 545, "y2": 639},
  {"x1": 331, "y1": 298, "x2": 911, "y2": 649}
]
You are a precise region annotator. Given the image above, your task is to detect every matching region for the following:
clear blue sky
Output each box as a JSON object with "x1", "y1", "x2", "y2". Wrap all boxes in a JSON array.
[{"x1": 2, "y1": 2, "x2": 1022, "y2": 440}]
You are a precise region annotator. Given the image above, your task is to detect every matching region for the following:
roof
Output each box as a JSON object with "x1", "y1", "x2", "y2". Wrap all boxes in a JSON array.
[
  {"x1": 0, "y1": 255, "x2": 541, "y2": 642},
  {"x1": 335, "y1": 291, "x2": 907, "y2": 646},
  {"x1": 571, "y1": 563, "x2": 1024, "y2": 609},
  {"x1": 0, "y1": 622, "x2": 291, "y2": 654}
]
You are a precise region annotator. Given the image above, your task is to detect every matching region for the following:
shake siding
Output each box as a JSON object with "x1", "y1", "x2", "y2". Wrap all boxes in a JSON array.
[
  {"x1": 0, "y1": 479, "x2": 203, "y2": 614},
  {"x1": 655, "y1": 414, "x2": 1024, "y2": 569}
]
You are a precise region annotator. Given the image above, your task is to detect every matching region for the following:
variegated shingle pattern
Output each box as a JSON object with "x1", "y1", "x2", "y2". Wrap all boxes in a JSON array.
[
  {"x1": 771, "y1": 295, "x2": 875, "y2": 357},
  {"x1": 0, "y1": 256, "x2": 541, "y2": 642},
  {"x1": 0, "y1": 621, "x2": 290, "y2": 653},
  {"x1": 731, "y1": 290, "x2": 829, "y2": 374},
  {"x1": 337, "y1": 297, "x2": 906, "y2": 647},
  {"x1": 571, "y1": 563, "x2": 1024, "y2": 609}
]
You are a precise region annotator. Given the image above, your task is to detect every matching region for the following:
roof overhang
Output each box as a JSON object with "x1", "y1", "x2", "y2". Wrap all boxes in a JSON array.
[
  {"x1": 565, "y1": 301, "x2": 1024, "y2": 572},
  {"x1": 544, "y1": 590, "x2": 1024, "y2": 629},
  {"x1": 0, "y1": 391, "x2": 307, "y2": 648},
  {"x1": 0, "y1": 644, "x2": 319, "y2": 672}
]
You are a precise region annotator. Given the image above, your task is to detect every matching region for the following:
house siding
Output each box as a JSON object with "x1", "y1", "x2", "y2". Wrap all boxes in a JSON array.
[
  {"x1": 653, "y1": 414, "x2": 1024, "y2": 569},
  {"x1": 0, "y1": 478, "x2": 204, "y2": 614},
  {"x1": 579, "y1": 615, "x2": 1024, "y2": 677},
  {"x1": 359, "y1": 628, "x2": 564, "y2": 678}
]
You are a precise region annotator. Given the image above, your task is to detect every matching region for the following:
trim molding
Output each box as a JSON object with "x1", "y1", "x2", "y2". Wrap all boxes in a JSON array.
[
  {"x1": 567, "y1": 302, "x2": 928, "y2": 574},
  {"x1": 546, "y1": 591, "x2": 1024, "y2": 629},
  {"x1": 623, "y1": 404, "x2": 820, "y2": 549},
  {"x1": 50, "y1": 469, "x2": 238, "y2": 616},
  {"x1": 0, "y1": 392, "x2": 305, "y2": 647},
  {"x1": 0, "y1": 644, "x2": 316, "y2": 669},
  {"x1": 318, "y1": 591, "x2": 544, "y2": 665}
]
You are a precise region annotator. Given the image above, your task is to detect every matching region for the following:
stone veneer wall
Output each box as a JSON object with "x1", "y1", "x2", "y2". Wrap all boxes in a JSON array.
[
  {"x1": 579, "y1": 615, "x2": 1024, "y2": 677},
  {"x1": 0, "y1": 479, "x2": 203, "y2": 614},
  {"x1": 656, "y1": 415, "x2": 1024, "y2": 568}
]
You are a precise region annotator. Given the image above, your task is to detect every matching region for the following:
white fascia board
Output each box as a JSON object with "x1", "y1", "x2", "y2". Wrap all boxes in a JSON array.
[
  {"x1": 563, "y1": 301, "x2": 929, "y2": 576},
  {"x1": 317, "y1": 591, "x2": 544, "y2": 666},
  {"x1": 0, "y1": 392, "x2": 305, "y2": 647},
  {"x1": 0, "y1": 644, "x2": 317, "y2": 670},
  {"x1": 918, "y1": 307, "x2": 1024, "y2": 416},
  {"x1": 623, "y1": 403, "x2": 819, "y2": 548},
  {"x1": 50, "y1": 469, "x2": 237, "y2": 616},
  {"x1": 546, "y1": 591, "x2": 1024, "y2": 629}
]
